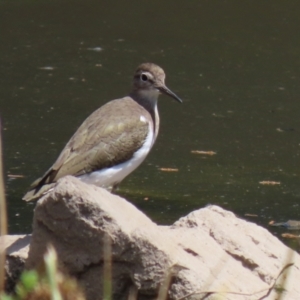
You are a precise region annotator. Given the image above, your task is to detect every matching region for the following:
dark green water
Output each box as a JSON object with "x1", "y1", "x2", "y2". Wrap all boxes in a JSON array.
[{"x1": 1, "y1": 0, "x2": 300, "y2": 245}]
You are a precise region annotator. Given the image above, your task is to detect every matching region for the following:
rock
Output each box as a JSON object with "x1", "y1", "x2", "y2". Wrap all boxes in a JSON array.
[
  {"x1": 1, "y1": 234, "x2": 31, "y2": 292},
  {"x1": 25, "y1": 176, "x2": 300, "y2": 300}
]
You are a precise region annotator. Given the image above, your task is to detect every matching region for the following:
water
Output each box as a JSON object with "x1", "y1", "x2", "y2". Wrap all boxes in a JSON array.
[{"x1": 1, "y1": 0, "x2": 300, "y2": 246}]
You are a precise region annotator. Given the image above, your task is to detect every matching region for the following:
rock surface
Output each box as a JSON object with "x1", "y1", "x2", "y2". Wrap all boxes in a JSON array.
[
  {"x1": 2, "y1": 175, "x2": 299, "y2": 299},
  {"x1": 23, "y1": 176, "x2": 300, "y2": 300},
  {"x1": 1, "y1": 234, "x2": 31, "y2": 292}
]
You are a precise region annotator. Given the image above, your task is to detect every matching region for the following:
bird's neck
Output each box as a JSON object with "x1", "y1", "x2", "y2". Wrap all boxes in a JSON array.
[
  {"x1": 129, "y1": 89, "x2": 159, "y2": 110},
  {"x1": 129, "y1": 89, "x2": 160, "y2": 141}
]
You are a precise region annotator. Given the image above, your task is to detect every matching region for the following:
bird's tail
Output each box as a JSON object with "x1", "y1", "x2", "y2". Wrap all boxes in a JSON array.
[{"x1": 22, "y1": 182, "x2": 56, "y2": 202}]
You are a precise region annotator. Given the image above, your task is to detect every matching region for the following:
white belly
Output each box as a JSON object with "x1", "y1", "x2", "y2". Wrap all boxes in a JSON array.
[{"x1": 78, "y1": 122, "x2": 154, "y2": 189}]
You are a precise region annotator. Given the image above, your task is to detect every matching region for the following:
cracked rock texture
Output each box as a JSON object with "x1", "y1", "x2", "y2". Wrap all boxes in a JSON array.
[
  {"x1": 1, "y1": 234, "x2": 31, "y2": 293},
  {"x1": 6, "y1": 176, "x2": 300, "y2": 299}
]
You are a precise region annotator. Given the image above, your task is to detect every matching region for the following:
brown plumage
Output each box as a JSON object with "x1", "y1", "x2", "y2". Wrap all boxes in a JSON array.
[{"x1": 23, "y1": 63, "x2": 182, "y2": 201}]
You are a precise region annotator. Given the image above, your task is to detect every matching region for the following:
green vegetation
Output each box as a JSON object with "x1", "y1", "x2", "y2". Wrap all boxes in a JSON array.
[
  {"x1": 0, "y1": 121, "x2": 85, "y2": 300},
  {"x1": 0, "y1": 247, "x2": 86, "y2": 300}
]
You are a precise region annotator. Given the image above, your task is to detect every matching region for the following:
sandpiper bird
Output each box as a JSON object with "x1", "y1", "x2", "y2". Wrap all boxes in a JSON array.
[{"x1": 23, "y1": 62, "x2": 182, "y2": 202}]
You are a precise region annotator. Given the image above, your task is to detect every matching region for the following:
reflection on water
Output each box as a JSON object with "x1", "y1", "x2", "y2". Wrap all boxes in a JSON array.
[{"x1": 2, "y1": 0, "x2": 300, "y2": 248}]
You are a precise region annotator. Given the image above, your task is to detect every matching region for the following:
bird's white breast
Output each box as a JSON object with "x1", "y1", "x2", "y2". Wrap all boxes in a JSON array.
[{"x1": 78, "y1": 117, "x2": 155, "y2": 189}]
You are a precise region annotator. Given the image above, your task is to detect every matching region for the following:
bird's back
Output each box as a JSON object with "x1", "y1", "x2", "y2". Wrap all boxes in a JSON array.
[{"x1": 23, "y1": 97, "x2": 154, "y2": 201}]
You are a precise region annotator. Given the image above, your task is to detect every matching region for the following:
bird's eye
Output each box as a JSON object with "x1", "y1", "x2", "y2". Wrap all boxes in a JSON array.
[{"x1": 141, "y1": 74, "x2": 148, "y2": 81}]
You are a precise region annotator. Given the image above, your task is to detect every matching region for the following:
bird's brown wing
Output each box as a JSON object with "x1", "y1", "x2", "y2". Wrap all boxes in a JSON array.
[{"x1": 23, "y1": 98, "x2": 151, "y2": 201}]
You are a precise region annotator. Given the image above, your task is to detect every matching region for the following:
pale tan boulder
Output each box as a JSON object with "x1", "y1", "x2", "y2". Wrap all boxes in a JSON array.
[
  {"x1": 0, "y1": 177, "x2": 300, "y2": 300},
  {"x1": 5, "y1": 176, "x2": 300, "y2": 299},
  {"x1": 1, "y1": 234, "x2": 31, "y2": 292}
]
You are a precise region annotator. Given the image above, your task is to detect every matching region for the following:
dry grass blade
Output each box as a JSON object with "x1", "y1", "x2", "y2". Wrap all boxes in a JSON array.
[
  {"x1": 259, "y1": 181, "x2": 281, "y2": 185},
  {"x1": 276, "y1": 249, "x2": 295, "y2": 300},
  {"x1": 103, "y1": 233, "x2": 112, "y2": 300},
  {"x1": 191, "y1": 150, "x2": 217, "y2": 156},
  {"x1": 0, "y1": 119, "x2": 8, "y2": 292},
  {"x1": 156, "y1": 269, "x2": 173, "y2": 300},
  {"x1": 7, "y1": 174, "x2": 24, "y2": 179},
  {"x1": 281, "y1": 233, "x2": 300, "y2": 239},
  {"x1": 127, "y1": 286, "x2": 138, "y2": 300},
  {"x1": 44, "y1": 246, "x2": 63, "y2": 300},
  {"x1": 159, "y1": 168, "x2": 178, "y2": 172}
]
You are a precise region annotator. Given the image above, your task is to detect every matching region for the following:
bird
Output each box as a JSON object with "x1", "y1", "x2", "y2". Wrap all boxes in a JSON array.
[{"x1": 23, "y1": 62, "x2": 182, "y2": 202}]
